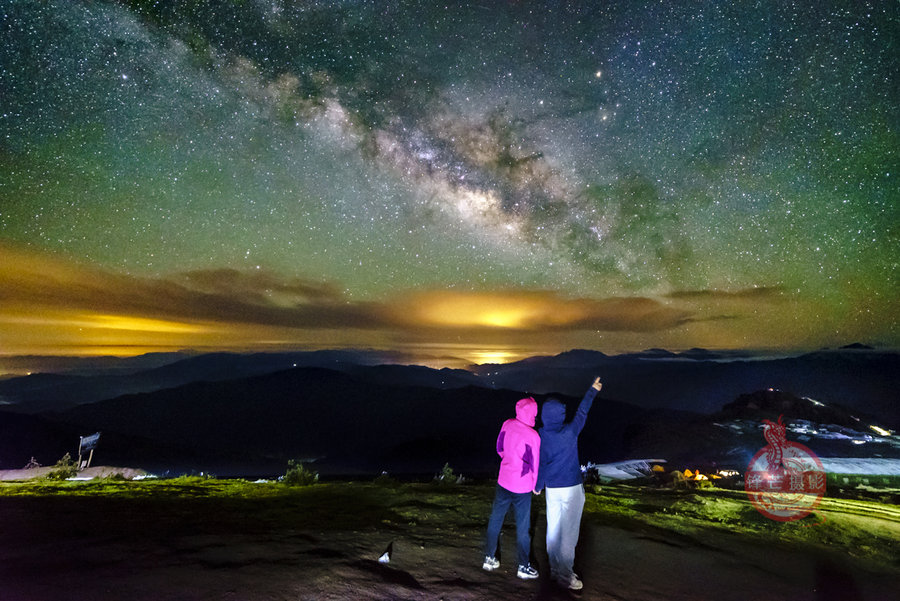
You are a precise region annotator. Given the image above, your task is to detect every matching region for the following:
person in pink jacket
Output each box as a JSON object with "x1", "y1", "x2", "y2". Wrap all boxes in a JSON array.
[{"x1": 482, "y1": 396, "x2": 541, "y2": 580}]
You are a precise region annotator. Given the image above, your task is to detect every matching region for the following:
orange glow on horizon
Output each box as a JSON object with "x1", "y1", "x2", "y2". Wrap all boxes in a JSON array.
[
  {"x1": 406, "y1": 291, "x2": 588, "y2": 329},
  {"x1": 79, "y1": 314, "x2": 211, "y2": 334},
  {"x1": 2, "y1": 243, "x2": 895, "y2": 361},
  {"x1": 465, "y1": 349, "x2": 521, "y2": 364}
]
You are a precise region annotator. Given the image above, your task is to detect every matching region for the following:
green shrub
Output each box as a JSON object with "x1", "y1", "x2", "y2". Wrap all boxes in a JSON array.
[
  {"x1": 45, "y1": 453, "x2": 78, "y2": 481},
  {"x1": 434, "y1": 462, "x2": 463, "y2": 485},
  {"x1": 282, "y1": 459, "x2": 319, "y2": 486}
]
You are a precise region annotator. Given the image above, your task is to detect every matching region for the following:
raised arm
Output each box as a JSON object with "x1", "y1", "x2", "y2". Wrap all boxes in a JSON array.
[{"x1": 571, "y1": 377, "x2": 602, "y2": 434}]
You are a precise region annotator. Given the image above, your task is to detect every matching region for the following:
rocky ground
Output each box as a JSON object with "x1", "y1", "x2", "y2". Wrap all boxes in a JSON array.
[{"x1": 0, "y1": 477, "x2": 896, "y2": 600}]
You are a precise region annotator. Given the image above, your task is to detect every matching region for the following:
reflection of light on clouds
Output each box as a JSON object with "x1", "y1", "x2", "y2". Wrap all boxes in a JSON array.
[
  {"x1": 467, "y1": 349, "x2": 519, "y2": 365},
  {"x1": 80, "y1": 314, "x2": 210, "y2": 334},
  {"x1": 413, "y1": 295, "x2": 533, "y2": 328},
  {"x1": 49, "y1": 346, "x2": 188, "y2": 358},
  {"x1": 479, "y1": 310, "x2": 523, "y2": 328},
  {"x1": 1, "y1": 312, "x2": 211, "y2": 334},
  {"x1": 407, "y1": 291, "x2": 587, "y2": 329},
  {"x1": 388, "y1": 342, "x2": 541, "y2": 369},
  {"x1": 0, "y1": 305, "x2": 217, "y2": 359},
  {"x1": 0, "y1": 311, "x2": 210, "y2": 334}
]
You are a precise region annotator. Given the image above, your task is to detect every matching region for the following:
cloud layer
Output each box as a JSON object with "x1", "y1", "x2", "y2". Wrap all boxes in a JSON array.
[{"x1": 0, "y1": 244, "x2": 693, "y2": 337}]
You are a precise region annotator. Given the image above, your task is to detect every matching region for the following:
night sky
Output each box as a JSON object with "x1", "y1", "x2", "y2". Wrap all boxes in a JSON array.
[{"x1": 1, "y1": 1, "x2": 897, "y2": 365}]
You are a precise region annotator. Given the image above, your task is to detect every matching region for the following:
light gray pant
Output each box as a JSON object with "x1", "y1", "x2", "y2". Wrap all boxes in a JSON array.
[{"x1": 545, "y1": 483, "x2": 585, "y2": 580}]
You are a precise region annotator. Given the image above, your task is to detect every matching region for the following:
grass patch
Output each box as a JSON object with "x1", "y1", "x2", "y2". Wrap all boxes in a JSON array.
[
  {"x1": 1, "y1": 478, "x2": 896, "y2": 570},
  {"x1": 0, "y1": 476, "x2": 287, "y2": 499},
  {"x1": 826, "y1": 473, "x2": 900, "y2": 503},
  {"x1": 584, "y1": 484, "x2": 900, "y2": 569}
]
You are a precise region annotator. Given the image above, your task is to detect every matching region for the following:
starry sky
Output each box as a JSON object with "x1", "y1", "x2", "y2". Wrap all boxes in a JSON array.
[{"x1": 1, "y1": 1, "x2": 897, "y2": 366}]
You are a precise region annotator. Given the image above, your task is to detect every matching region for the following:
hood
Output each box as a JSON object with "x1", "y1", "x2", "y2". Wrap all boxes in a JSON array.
[
  {"x1": 515, "y1": 397, "x2": 537, "y2": 427},
  {"x1": 540, "y1": 398, "x2": 566, "y2": 431}
]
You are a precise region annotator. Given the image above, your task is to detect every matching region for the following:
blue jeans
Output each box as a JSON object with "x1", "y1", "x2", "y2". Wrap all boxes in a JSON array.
[{"x1": 484, "y1": 484, "x2": 533, "y2": 567}]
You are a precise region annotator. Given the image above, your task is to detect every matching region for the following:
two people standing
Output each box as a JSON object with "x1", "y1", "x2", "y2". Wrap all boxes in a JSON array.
[{"x1": 483, "y1": 377, "x2": 602, "y2": 590}]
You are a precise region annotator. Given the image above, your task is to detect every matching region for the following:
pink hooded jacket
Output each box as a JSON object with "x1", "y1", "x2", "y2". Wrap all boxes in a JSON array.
[{"x1": 495, "y1": 397, "x2": 541, "y2": 494}]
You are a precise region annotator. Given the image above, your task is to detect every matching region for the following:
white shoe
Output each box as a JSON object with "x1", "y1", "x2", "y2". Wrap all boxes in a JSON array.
[
  {"x1": 557, "y1": 573, "x2": 583, "y2": 590},
  {"x1": 517, "y1": 564, "x2": 539, "y2": 579},
  {"x1": 482, "y1": 556, "x2": 500, "y2": 571}
]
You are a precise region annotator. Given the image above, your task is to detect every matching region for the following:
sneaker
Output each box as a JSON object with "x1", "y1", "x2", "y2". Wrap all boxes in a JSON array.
[
  {"x1": 517, "y1": 564, "x2": 539, "y2": 579},
  {"x1": 557, "y1": 573, "x2": 583, "y2": 590},
  {"x1": 482, "y1": 556, "x2": 500, "y2": 571}
]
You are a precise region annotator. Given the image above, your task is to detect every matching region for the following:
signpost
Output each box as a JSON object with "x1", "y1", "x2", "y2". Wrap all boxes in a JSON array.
[{"x1": 78, "y1": 432, "x2": 101, "y2": 470}]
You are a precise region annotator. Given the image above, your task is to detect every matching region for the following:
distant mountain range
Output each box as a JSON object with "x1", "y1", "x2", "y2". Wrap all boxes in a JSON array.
[
  {"x1": 473, "y1": 347, "x2": 899, "y2": 424},
  {"x1": 0, "y1": 350, "x2": 479, "y2": 413},
  {"x1": 0, "y1": 347, "x2": 896, "y2": 477}
]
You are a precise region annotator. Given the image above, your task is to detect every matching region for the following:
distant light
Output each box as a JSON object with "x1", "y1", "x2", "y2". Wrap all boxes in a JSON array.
[
  {"x1": 870, "y1": 425, "x2": 891, "y2": 437},
  {"x1": 469, "y1": 350, "x2": 518, "y2": 365}
]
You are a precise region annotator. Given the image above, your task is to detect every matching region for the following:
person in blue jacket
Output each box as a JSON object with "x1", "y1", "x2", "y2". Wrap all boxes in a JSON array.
[{"x1": 535, "y1": 376, "x2": 602, "y2": 591}]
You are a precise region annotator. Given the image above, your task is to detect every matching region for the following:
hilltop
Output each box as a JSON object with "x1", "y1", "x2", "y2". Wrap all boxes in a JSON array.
[{"x1": 0, "y1": 479, "x2": 897, "y2": 601}]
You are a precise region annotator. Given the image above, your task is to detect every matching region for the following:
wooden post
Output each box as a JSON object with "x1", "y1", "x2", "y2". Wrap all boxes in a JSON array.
[
  {"x1": 77, "y1": 436, "x2": 83, "y2": 471},
  {"x1": 86, "y1": 448, "x2": 95, "y2": 469}
]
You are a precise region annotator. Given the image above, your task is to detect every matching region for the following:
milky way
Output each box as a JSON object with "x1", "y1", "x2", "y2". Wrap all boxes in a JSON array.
[{"x1": 0, "y1": 1, "x2": 897, "y2": 359}]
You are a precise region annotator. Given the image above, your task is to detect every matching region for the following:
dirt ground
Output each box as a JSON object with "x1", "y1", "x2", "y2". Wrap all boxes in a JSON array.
[{"x1": 0, "y1": 479, "x2": 896, "y2": 601}]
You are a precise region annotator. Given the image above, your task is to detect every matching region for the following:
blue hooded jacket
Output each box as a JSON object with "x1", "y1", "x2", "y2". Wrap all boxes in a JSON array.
[{"x1": 535, "y1": 386, "x2": 598, "y2": 490}]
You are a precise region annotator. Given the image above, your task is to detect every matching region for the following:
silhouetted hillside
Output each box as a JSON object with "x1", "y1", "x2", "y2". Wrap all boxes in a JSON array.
[
  {"x1": 45, "y1": 367, "x2": 664, "y2": 477},
  {"x1": 720, "y1": 388, "x2": 874, "y2": 427},
  {"x1": 476, "y1": 348, "x2": 900, "y2": 427},
  {"x1": 0, "y1": 351, "x2": 478, "y2": 414},
  {"x1": 48, "y1": 368, "x2": 512, "y2": 476},
  {"x1": 5, "y1": 348, "x2": 898, "y2": 428},
  {"x1": 0, "y1": 410, "x2": 196, "y2": 471},
  {"x1": 4, "y1": 348, "x2": 896, "y2": 476}
]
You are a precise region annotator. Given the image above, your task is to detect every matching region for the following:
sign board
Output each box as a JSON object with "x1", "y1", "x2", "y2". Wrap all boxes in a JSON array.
[{"x1": 80, "y1": 432, "x2": 101, "y2": 452}]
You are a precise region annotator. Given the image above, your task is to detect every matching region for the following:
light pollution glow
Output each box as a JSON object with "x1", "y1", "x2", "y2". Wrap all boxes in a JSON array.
[{"x1": 0, "y1": 244, "x2": 894, "y2": 368}]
